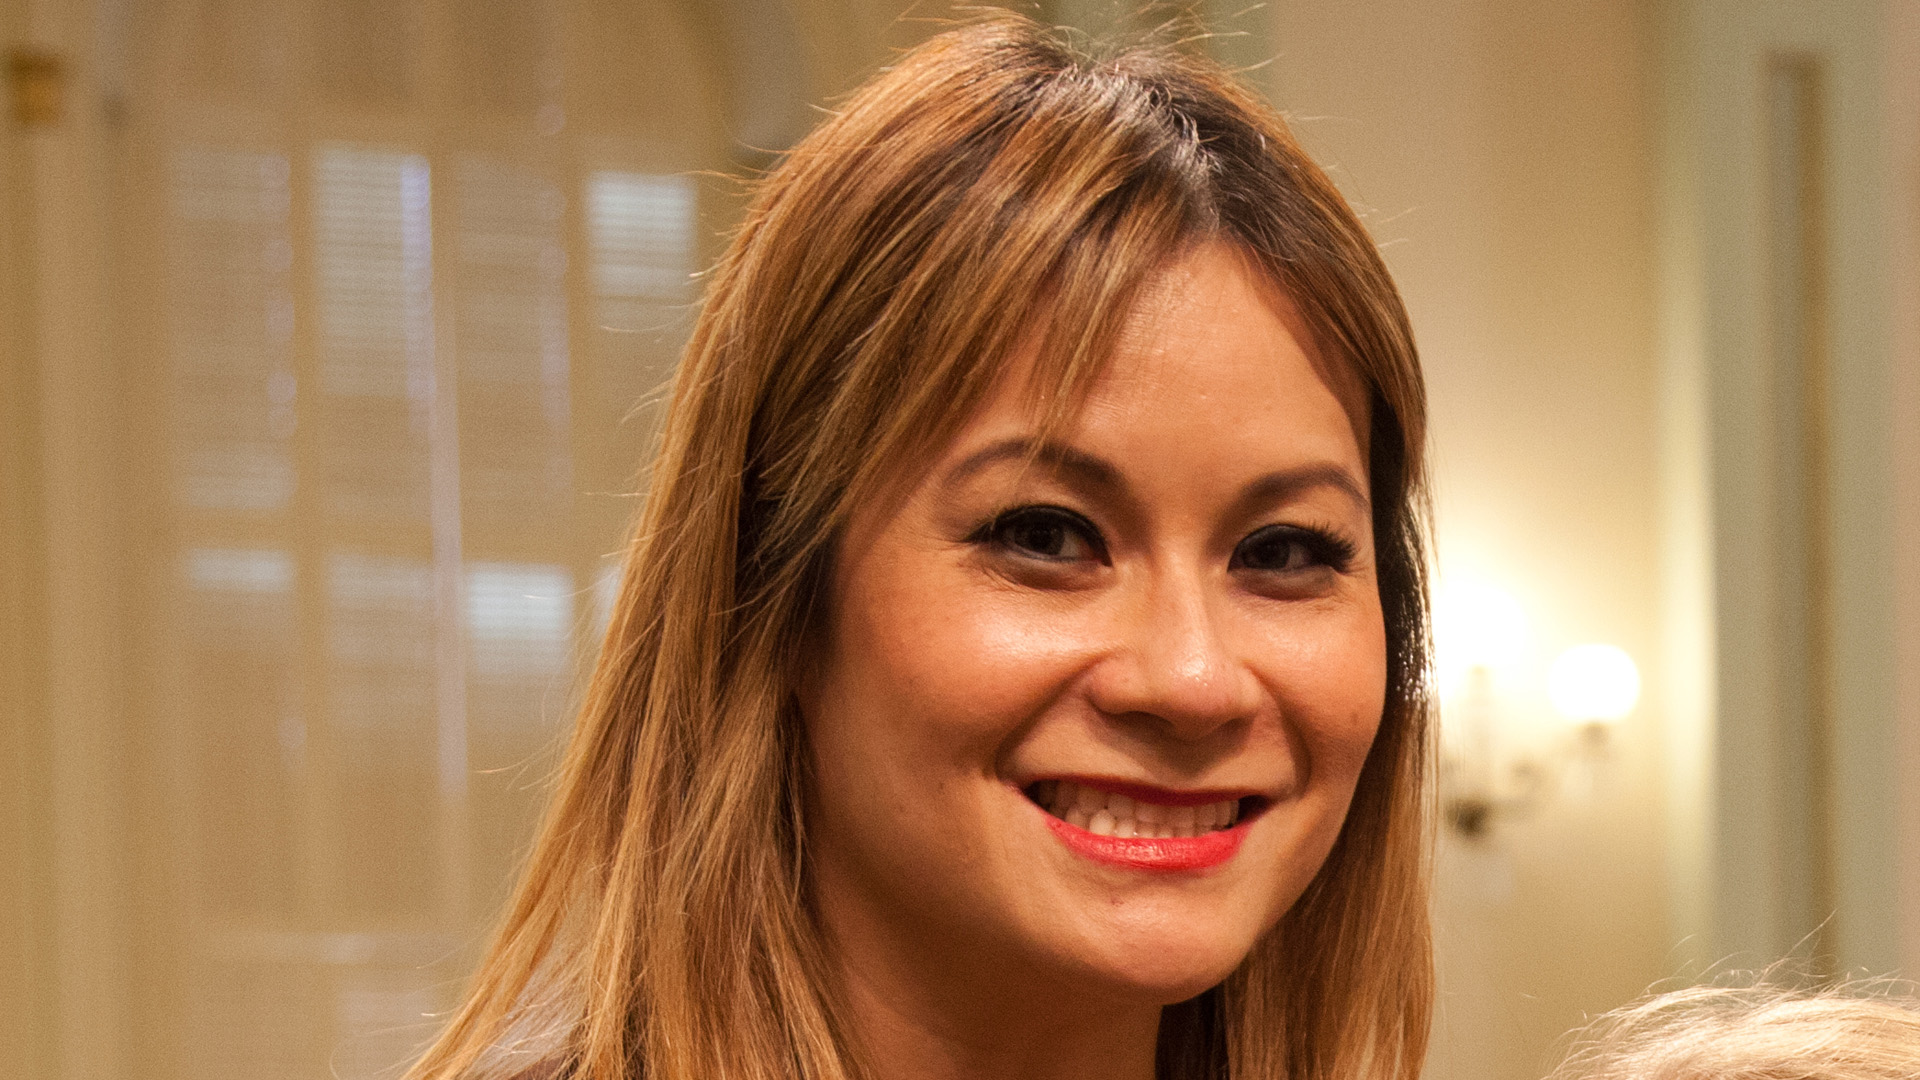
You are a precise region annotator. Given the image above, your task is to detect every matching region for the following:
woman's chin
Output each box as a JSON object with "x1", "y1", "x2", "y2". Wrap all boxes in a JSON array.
[
  {"x1": 1041, "y1": 918, "x2": 1258, "y2": 1006},
  {"x1": 1068, "y1": 958, "x2": 1241, "y2": 1009},
  {"x1": 1000, "y1": 854, "x2": 1278, "y2": 1004}
]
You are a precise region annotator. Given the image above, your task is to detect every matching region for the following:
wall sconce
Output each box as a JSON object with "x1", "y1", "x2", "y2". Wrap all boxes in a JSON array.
[
  {"x1": 1436, "y1": 584, "x2": 1640, "y2": 838},
  {"x1": 7, "y1": 47, "x2": 66, "y2": 129}
]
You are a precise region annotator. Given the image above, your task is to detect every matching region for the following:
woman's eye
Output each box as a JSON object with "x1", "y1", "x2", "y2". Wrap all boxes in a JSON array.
[
  {"x1": 976, "y1": 506, "x2": 1106, "y2": 563},
  {"x1": 1232, "y1": 524, "x2": 1356, "y2": 574}
]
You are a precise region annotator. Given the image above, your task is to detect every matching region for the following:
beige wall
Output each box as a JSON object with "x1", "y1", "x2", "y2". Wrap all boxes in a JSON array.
[{"x1": 1265, "y1": 3, "x2": 1672, "y2": 1078}]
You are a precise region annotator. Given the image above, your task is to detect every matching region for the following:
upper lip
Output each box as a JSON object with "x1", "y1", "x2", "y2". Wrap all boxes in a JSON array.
[{"x1": 1022, "y1": 774, "x2": 1269, "y2": 808}]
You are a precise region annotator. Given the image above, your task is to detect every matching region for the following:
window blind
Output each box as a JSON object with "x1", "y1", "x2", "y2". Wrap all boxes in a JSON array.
[{"x1": 132, "y1": 0, "x2": 723, "y2": 1075}]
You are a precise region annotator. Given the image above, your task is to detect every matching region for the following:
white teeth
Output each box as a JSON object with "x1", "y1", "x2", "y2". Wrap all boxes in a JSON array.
[{"x1": 1039, "y1": 780, "x2": 1244, "y2": 837}]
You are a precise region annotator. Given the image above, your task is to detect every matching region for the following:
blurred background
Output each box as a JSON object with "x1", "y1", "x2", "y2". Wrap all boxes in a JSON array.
[{"x1": 3, "y1": 0, "x2": 1918, "y2": 1078}]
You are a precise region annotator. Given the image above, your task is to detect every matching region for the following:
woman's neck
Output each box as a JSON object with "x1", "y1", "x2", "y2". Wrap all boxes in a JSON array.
[{"x1": 828, "y1": 924, "x2": 1165, "y2": 1080}]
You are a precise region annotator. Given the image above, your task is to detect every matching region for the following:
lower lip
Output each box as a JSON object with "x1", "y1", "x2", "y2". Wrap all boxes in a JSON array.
[{"x1": 1042, "y1": 812, "x2": 1248, "y2": 872}]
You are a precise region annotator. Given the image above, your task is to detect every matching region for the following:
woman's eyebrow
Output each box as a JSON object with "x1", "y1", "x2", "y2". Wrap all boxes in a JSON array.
[
  {"x1": 944, "y1": 439, "x2": 1367, "y2": 514},
  {"x1": 941, "y1": 437, "x2": 1124, "y2": 494},
  {"x1": 1241, "y1": 464, "x2": 1371, "y2": 514}
]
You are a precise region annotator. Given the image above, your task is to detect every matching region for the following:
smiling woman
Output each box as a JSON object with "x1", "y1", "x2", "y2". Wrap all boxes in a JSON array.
[
  {"x1": 405, "y1": 13, "x2": 1432, "y2": 1080},
  {"x1": 802, "y1": 244, "x2": 1394, "y2": 1076}
]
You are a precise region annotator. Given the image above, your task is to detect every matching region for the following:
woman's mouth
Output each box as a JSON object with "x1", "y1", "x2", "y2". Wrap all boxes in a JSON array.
[
  {"x1": 1029, "y1": 779, "x2": 1248, "y2": 837},
  {"x1": 1024, "y1": 779, "x2": 1264, "y2": 871}
]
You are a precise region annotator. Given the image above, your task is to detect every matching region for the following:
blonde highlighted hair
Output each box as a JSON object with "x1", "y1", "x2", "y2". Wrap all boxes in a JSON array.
[
  {"x1": 1548, "y1": 980, "x2": 1920, "y2": 1080},
  {"x1": 408, "y1": 13, "x2": 1432, "y2": 1080}
]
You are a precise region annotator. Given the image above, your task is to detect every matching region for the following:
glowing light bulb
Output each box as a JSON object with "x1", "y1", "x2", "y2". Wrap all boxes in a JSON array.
[
  {"x1": 1547, "y1": 643, "x2": 1640, "y2": 723},
  {"x1": 1434, "y1": 582, "x2": 1528, "y2": 700}
]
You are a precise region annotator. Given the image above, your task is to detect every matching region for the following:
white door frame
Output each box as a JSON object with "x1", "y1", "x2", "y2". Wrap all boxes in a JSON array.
[{"x1": 1661, "y1": 0, "x2": 1913, "y2": 977}]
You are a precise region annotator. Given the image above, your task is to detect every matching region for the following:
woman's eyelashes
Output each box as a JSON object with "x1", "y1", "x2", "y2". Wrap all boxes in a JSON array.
[
  {"x1": 1230, "y1": 523, "x2": 1358, "y2": 576},
  {"x1": 968, "y1": 505, "x2": 1109, "y2": 565},
  {"x1": 967, "y1": 507, "x2": 1357, "y2": 582}
]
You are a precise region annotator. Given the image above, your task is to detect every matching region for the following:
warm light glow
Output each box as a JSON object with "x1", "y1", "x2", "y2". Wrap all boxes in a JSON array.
[
  {"x1": 1434, "y1": 582, "x2": 1529, "y2": 699},
  {"x1": 1547, "y1": 643, "x2": 1641, "y2": 722}
]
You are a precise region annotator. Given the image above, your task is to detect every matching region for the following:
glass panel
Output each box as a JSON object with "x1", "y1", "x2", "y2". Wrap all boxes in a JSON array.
[
  {"x1": 453, "y1": 157, "x2": 571, "y2": 540},
  {"x1": 169, "y1": 148, "x2": 297, "y2": 514},
  {"x1": 313, "y1": 147, "x2": 436, "y2": 528},
  {"x1": 181, "y1": 547, "x2": 303, "y2": 919},
  {"x1": 587, "y1": 171, "x2": 695, "y2": 317},
  {"x1": 584, "y1": 171, "x2": 696, "y2": 481},
  {"x1": 130, "y1": 0, "x2": 737, "y2": 1072},
  {"x1": 465, "y1": 561, "x2": 574, "y2": 683},
  {"x1": 464, "y1": 561, "x2": 573, "y2": 909},
  {"x1": 326, "y1": 552, "x2": 439, "y2": 921}
]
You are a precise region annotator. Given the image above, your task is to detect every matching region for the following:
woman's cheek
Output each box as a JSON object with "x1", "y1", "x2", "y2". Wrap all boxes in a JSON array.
[
  {"x1": 1253, "y1": 605, "x2": 1387, "y2": 770},
  {"x1": 852, "y1": 552, "x2": 1100, "y2": 726}
]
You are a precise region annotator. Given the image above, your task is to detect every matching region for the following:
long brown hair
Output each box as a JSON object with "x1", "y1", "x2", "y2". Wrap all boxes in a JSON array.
[{"x1": 407, "y1": 14, "x2": 1433, "y2": 1080}]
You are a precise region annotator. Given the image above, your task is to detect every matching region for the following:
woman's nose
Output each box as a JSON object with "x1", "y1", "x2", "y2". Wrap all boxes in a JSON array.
[{"x1": 1084, "y1": 566, "x2": 1263, "y2": 741}]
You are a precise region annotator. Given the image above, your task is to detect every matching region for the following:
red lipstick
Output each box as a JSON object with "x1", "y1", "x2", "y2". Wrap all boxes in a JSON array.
[
  {"x1": 1028, "y1": 777, "x2": 1259, "y2": 872},
  {"x1": 1042, "y1": 813, "x2": 1247, "y2": 871}
]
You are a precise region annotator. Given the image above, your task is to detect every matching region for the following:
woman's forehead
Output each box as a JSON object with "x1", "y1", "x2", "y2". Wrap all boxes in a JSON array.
[
  {"x1": 840, "y1": 242, "x2": 1375, "y2": 534},
  {"x1": 1003, "y1": 242, "x2": 1373, "y2": 463}
]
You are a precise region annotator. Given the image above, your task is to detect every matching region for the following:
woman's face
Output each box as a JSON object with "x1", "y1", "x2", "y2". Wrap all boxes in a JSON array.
[{"x1": 799, "y1": 242, "x2": 1387, "y2": 1009}]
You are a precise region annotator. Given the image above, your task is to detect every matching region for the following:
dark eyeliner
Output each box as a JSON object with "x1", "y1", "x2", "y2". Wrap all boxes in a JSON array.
[
  {"x1": 966, "y1": 505, "x2": 1108, "y2": 563},
  {"x1": 1232, "y1": 523, "x2": 1359, "y2": 573}
]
